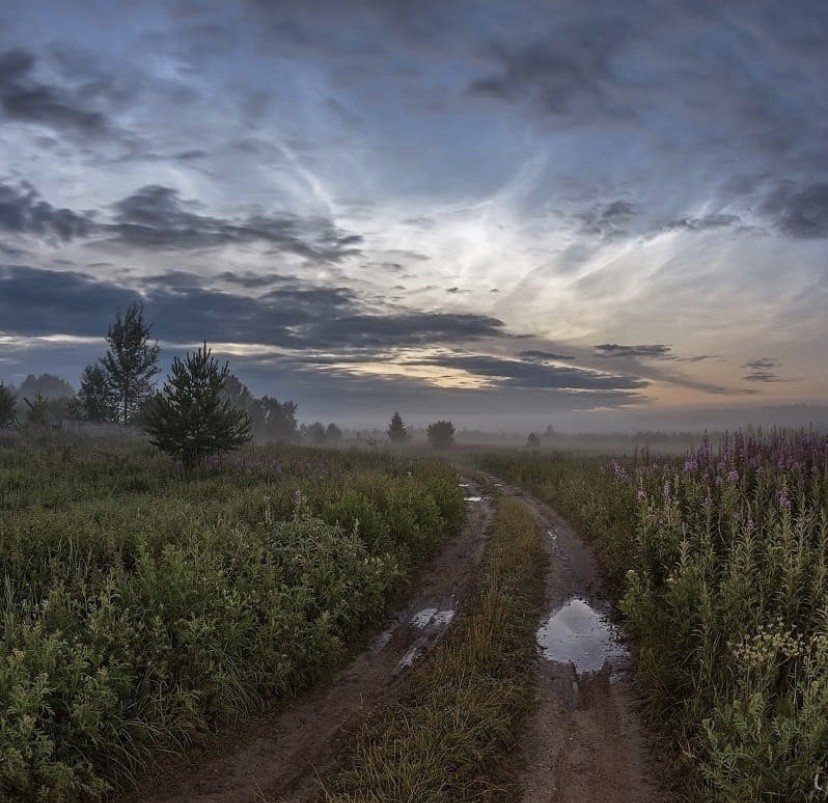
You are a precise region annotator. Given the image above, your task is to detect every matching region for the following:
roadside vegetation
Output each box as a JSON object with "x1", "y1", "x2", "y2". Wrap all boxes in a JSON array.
[
  {"x1": 0, "y1": 437, "x2": 464, "y2": 801},
  {"x1": 326, "y1": 495, "x2": 546, "y2": 801},
  {"x1": 480, "y1": 430, "x2": 828, "y2": 800}
]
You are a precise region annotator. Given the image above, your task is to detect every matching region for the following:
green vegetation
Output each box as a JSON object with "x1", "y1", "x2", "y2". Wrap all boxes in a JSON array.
[
  {"x1": 0, "y1": 437, "x2": 463, "y2": 800},
  {"x1": 144, "y1": 343, "x2": 252, "y2": 466},
  {"x1": 328, "y1": 495, "x2": 545, "y2": 801},
  {"x1": 479, "y1": 431, "x2": 828, "y2": 800}
]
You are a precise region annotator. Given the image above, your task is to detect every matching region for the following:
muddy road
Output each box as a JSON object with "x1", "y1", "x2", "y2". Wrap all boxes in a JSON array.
[
  {"x1": 123, "y1": 480, "x2": 665, "y2": 802},
  {"x1": 124, "y1": 480, "x2": 493, "y2": 803},
  {"x1": 505, "y1": 485, "x2": 665, "y2": 803}
]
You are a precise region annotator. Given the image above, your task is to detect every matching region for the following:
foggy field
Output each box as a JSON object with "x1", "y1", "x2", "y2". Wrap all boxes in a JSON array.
[{"x1": 0, "y1": 437, "x2": 463, "y2": 799}]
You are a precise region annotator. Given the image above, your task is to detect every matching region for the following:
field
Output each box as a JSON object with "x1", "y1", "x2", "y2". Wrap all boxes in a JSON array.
[
  {"x1": 0, "y1": 436, "x2": 463, "y2": 800},
  {"x1": 479, "y1": 430, "x2": 828, "y2": 800}
]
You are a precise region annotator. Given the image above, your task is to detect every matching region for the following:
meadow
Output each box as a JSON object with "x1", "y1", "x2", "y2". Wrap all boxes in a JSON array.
[
  {"x1": 480, "y1": 430, "x2": 828, "y2": 800},
  {"x1": 0, "y1": 435, "x2": 464, "y2": 801}
]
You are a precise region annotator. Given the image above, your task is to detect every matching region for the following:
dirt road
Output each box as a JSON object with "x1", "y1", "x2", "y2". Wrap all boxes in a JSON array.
[
  {"x1": 124, "y1": 480, "x2": 665, "y2": 802},
  {"x1": 505, "y1": 485, "x2": 665, "y2": 803},
  {"x1": 124, "y1": 480, "x2": 493, "y2": 803}
]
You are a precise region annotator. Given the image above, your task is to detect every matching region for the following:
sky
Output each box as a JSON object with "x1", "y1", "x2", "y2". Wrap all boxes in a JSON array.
[{"x1": 0, "y1": 0, "x2": 826, "y2": 429}]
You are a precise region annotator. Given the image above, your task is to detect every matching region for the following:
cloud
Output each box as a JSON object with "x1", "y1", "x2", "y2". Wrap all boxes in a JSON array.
[
  {"x1": 762, "y1": 182, "x2": 828, "y2": 239},
  {"x1": 0, "y1": 265, "x2": 504, "y2": 351},
  {"x1": 593, "y1": 343, "x2": 673, "y2": 359},
  {"x1": 468, "y1": 23, "x2": 634, "y2": 121},
  {"x1": 742, "y1": 356, "x2": 781, "y2": 382},
  {"x1": 0, "y1": 48, "x2": 107, "y2": 134},
  {"x1": 657, "y1": 214, "x2": 741, "y2": 233},
  {"x1": 0, "y1": 182, "x2": 92, "y2": 241},
  {"x1": 415, "y1": 353, "x2": 647, "y2": 391},
  {"x1": 575, "y1": 200, "x2": 635, "y2": 237},
  {"x1": 519, "y1": 349, "x2": 575, "y2": 361},
  {"x1": 107, "y1": 185, "x2": 363, "y2": 262}
]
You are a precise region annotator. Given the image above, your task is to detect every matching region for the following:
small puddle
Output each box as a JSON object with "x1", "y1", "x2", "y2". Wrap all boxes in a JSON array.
[
  {"x1": 411, "y1": 607, "x2": 455, "y2": 628},
  {"x1": 465, "y1": 496, "x2": 483, "y2": 503},
  {"x1": 536, "y1": 598, "x2": 626, "y2": 674}
]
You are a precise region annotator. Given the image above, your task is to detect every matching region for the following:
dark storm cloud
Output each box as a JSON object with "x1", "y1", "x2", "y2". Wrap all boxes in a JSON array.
[
  {"x1": 107, "y1": 185, "x2": 362, "y2": 261},
  {"x1": 0, "y1": 182, "x2": 92, "y2": 241},
  {"x1": 415, "y1": 354, "x2": 646, "y2": 391},
  {"x1": 0, "y1": 265, "x2": 504, "y2": 351},
  {"x1": 594, "y1": 343, "x2": 673, "y2": 359},
  {"x1": 469, "y1": 22, "x2": 634, "y2": 121},
  {"x1": 0, "y1": 48, "x2": 107, "y2": 134},
  {"x1": 761, "y1": 182, "x2": 828, "y2": 239}
]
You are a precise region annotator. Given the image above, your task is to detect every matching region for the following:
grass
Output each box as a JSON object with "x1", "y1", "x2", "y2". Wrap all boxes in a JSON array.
[
  {"x1": 325, "y1": 495, "x2": 546, "y2": 802},
  {"x1": 479, "y1": 431, "x2": 828, "y2": 800},
  {"x1": 0, "y1": 435, "x2": 464, "y2": 801}
]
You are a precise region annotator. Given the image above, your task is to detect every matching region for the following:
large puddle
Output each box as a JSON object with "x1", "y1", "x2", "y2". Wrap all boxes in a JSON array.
[
  {"x1": 536, "y1": 598, "x2": 626, "y2": 674},
  {"x1": 410, "y1": 606, "x2": 455, "y2": 629}
]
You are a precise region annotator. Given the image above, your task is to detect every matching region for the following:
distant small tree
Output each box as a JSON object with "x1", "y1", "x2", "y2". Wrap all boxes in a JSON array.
[
  {"x1": 326, "y1": 423, "x2": 343, "y2": 443},
  {"x1": 527, "y1": 432, "x2": 541, "y2": 449},
  {"x1": 427, "y1": 420, "x2": 454, "y2": 450},
  {"x1": 387, "y1": 411, "x2": 409, "y2": 444},
  {"x1": 77, "y1": 364, "x2": 118, "y2": 422},
  {"x1": 306, "y1": 421, "x2": 327, "y2": 445},
  {"x1": 0, "y1": 383, "x2": 17, "y2": 427},
  {"x1": 19, "y1": 373, "x2": 75, "y2": 401},
  {"x1": 102, "y1": 301, "x2": 160, "y2": 424},
  {"x1": 143, "y1": 344, "x2": 251, "y2": 467}
]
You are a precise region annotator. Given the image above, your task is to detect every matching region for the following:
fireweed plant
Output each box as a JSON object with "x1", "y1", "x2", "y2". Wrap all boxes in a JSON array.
[
  {"x1": 480, "y1": 431, "x2": 828, "y2": 800},
  {"x1": 0, "y1": 438, "x2": 464, "y2": 800}
]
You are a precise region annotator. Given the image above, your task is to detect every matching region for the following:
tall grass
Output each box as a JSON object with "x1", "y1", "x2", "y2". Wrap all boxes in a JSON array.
[
  {"x1": 327, "y1": 496, "x2": 545, "y2": 801},
  {"x1": 479, "y1": 431, "x2": 828, "y2": 800},
  {"x1": 0, "y1": 437, "x2": 464, "y2": 801}
]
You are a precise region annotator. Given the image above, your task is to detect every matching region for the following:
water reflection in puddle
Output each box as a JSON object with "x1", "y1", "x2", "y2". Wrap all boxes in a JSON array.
[
  {"x1": 411, "y1": 607, "x2": 455, "y2": 628},
  {"x1": 465, "y1": 496, "x2": 482, "y2": 503},
  {"x1": 536, "y1": 598, "x2": 626, "y2": 674}
]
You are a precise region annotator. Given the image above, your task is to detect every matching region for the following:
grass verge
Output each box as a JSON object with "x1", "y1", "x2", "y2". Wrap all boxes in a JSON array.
[{"x1": 323, "y1": 495, "x2": 546, "y2": 801}]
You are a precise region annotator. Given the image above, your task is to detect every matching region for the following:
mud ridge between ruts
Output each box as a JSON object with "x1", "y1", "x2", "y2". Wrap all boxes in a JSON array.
[
  {"x1": 121, "y1": 479, "x2": 493, "y2": 803},
  {"x1": 498, "y1": 482, "x2": 670, "y2": 803}
]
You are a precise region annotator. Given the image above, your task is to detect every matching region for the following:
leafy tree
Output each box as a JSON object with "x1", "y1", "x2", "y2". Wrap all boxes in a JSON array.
[
  {"x1": 77, "y1": 364, "x2": 118, "y2": 422},
  {"x1": 387, "y1": 411, "x2": 409, "y2": 444},
  {"x1": 102, "y1": 301, "x2": 160, "y2": 424},
  {"x1": 0, "y1": 382, "x2": 16, "y2": 427},
  {"x1": 221, "y1": 375, "x2": 298, "y2": 443},
  {"x1": 306, "y1": 421, "x2": 327, "y2": 445},
  {"x1": 527, "y1": 432, "x2": 541, "y2": 449},
  {"x1": 19, "y1": 373, "x2": 74, "y2": 401},
  {"x1": 426, "y1": 420, "x2": 455, "y2": 450},
  {"x1": 326, "y1": 422, "x2": 343, "y2": 443},
  {"x1": 143, "y1": 344, "x2": 251, "y2": 467}
]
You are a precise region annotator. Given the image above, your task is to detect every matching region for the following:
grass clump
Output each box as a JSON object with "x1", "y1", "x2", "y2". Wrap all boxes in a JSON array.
[{"x1": 327, "y1": 495, "x2": 546, "y2": 802}]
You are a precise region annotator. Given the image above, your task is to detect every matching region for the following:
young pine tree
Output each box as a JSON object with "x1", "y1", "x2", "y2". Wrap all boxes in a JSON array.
[
  {"x1": 102, "y1": 301, "x2": 160, "y2": 424},
  {"x1": 143, "y1": 344, "x2": 251, "y2": 467},
  {"x1": 387, "y1": 411, "x2": 409, "y2": 444}
]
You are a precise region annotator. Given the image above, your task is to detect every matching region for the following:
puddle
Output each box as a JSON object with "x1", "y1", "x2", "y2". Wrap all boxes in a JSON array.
[
  {"x1": 410, "y1": 607, "x2": 455, "y2": 628},
  {"x1": 458, "y1": 482, "x2": 471, "y2": 488},
  {"x1": 536, "y1": 598, "x2": 626, "y2": 674},
  {"x1": 398, "y1": 646, "x2": 419, "y2": 670},
  {"x1": 547, "y1": 528, "x2": 557, "y2": 543},
  {"x1": 465, "y1": 496, "x2": 483, "y2": 503}
]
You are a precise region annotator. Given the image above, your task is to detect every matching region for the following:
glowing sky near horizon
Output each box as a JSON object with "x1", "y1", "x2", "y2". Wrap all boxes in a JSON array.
[{"x1": 0, "y1": 0, "x2": 826, "y2": 427}]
